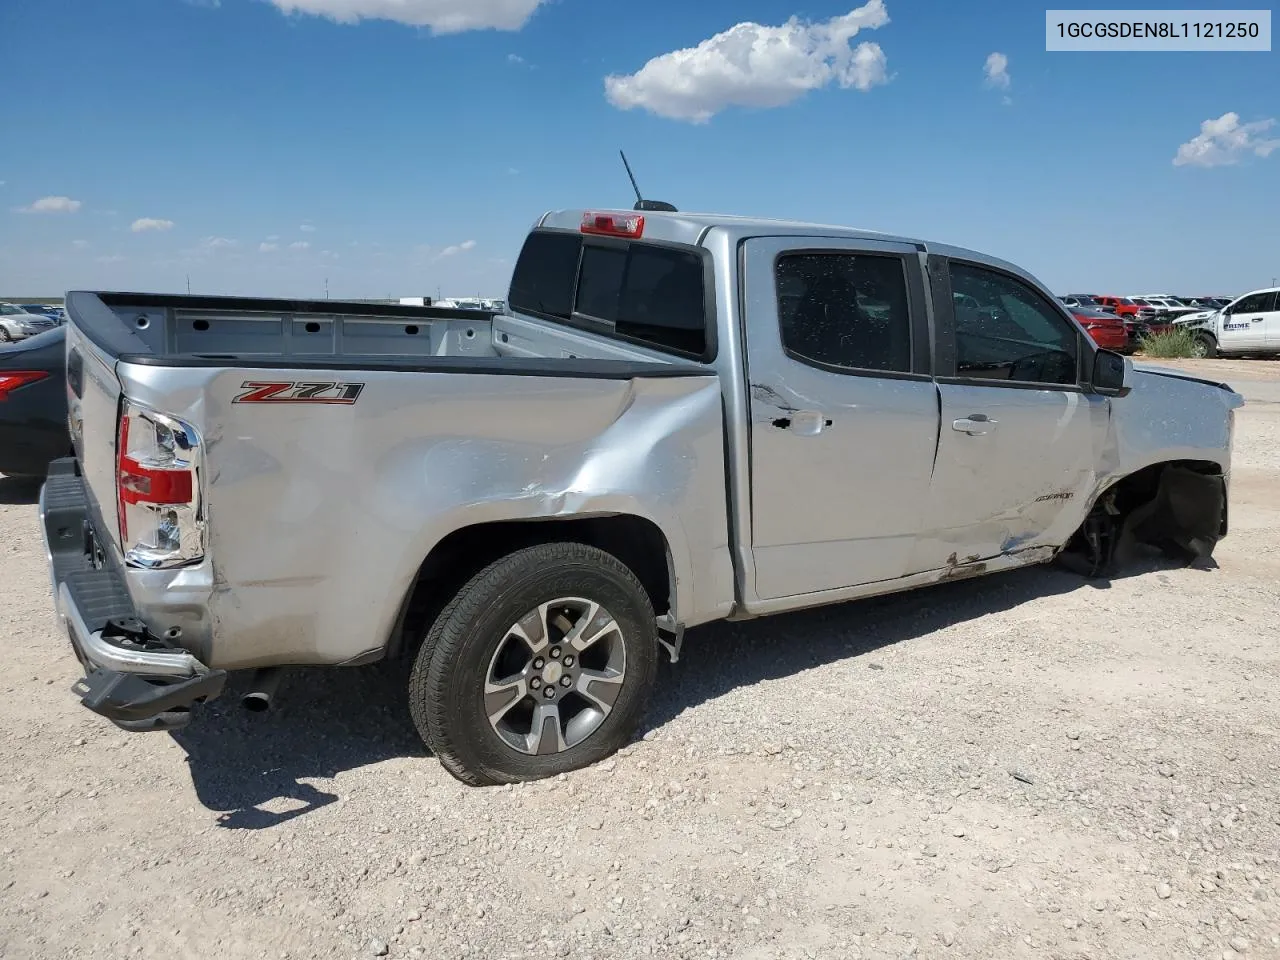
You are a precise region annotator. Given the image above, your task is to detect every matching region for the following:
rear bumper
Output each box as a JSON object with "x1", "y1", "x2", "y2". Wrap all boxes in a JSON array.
[{"x1": 40, "y1": 457, "x2": 226, "y2": 731}]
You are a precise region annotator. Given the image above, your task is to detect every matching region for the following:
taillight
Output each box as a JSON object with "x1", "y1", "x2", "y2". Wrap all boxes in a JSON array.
[
  {"x1": 116, "y1": 400, "x2": 204, "y2": 569},
  {"x1": 580, "y1": 211, "x2": 645, "y2": 238},
  {"x1": 0, "y1": 371, "x2": 48, "y2": 400}
]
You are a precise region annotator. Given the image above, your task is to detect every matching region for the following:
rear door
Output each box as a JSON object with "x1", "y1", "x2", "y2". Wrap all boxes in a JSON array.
[
  {"x1": 915, "y1": 256, "x2": 1107, "y2": 570},
  {"x1": 742, "y1": 236, "x2": 939, "y2": 600},
  {"x1": 1219, "y1": 291, "x2": 1273, "y2": 351}
]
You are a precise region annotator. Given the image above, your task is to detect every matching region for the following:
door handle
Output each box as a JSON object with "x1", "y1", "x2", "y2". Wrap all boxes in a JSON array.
[
  {"x1": 1251, "y1": 317, "x2": 1263, "y2": 322},
  {"x1": 952, "y1": 415, "x2": 996, "y2": 436},
  {"x1": 773, "y1": 409, "x2": 830, "y2": 437}
]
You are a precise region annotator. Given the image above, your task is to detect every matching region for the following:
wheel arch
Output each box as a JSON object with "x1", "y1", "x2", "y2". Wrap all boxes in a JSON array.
[
  {"x1": 386, "y1": 514, "x2": 677, "y2": 662},
  {"x1": 1061, "y1": 458, "x2": 1229, "y2": 573}
]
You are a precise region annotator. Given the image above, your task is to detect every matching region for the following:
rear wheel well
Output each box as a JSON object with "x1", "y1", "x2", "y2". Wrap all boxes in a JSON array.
[{"x1": 388, "y1": 516, "x2": 673, "y2": 661}]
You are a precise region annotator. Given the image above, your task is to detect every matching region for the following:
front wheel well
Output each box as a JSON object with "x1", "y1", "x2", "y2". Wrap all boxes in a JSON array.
[
  {"x1": 1060, "y1": 459, "x2": 1227, "y2": 576},
  {"x1": 388, "y1": 515, "x2": 674, "y2": 661}
]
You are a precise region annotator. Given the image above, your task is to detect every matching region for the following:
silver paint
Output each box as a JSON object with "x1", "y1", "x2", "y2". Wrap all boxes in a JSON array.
[{"x1": 60, "y1": 209, "x2": 1242, "y2": 672}]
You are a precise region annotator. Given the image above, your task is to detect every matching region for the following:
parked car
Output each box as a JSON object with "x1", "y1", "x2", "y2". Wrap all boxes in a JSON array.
[
  {"x1": 0, "y1": 327, "x2": 70, "y2": 477},
  {"x1": 0, "y1": 303, "x2": 53, "y2": 342},
  {"x1": 21, "y1": 304, "x2": 67, "y2": 323},
  {"x1": 42, "y1": 207, "x2": 1242, "y2": 785},
  {"x1": 1059, "y1": 294, "x2": 1105, "y2": 311},
  {"x1": 1093, "y1": 295, "x2": 1140, "y2": 319},
  {"x1": 1128, "y1": 296, "x2": 1200, "y2": 322},
  {"x1": 1173, "y1": 287, "x2": 1280, "y2": 358},
  {"x1": 1068, "y1": 305, "x2": 1130, "y2": 353}
]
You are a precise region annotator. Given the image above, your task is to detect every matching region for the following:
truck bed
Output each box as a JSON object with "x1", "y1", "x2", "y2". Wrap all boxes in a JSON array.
[
  {"x1": 60, "y1": 290, "x2": 733, "y2": 672},
  {"x1": 65, "y1": 291, "x2": 698, "y2": 376}
]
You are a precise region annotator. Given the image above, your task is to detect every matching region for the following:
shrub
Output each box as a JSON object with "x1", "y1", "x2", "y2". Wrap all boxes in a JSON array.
[{"x1": 1139, "y1": 326, "x2": 1202, "y2": 359}]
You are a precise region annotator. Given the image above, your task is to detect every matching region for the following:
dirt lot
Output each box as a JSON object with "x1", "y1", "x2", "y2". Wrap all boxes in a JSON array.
[{"x1": 1, "y1": 359, "x2": 1278, "y2": 960}]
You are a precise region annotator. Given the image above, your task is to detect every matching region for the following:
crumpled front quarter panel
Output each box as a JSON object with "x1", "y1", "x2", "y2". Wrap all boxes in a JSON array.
[
  {"x1": 1103, "y1": 370, "x2": 1239, "y2": 486},
  {"x1": 191, "y1": 368, "x2": 730, "y2": 668}
]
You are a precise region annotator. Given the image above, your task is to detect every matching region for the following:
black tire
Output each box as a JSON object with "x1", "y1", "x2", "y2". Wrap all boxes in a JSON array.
[
  {"x1": 1193, "y1": 333, "x2": 1218, "y2": 359},
  {"x1": 410, "y1": 542, "x2": 658, "y2": 786}
]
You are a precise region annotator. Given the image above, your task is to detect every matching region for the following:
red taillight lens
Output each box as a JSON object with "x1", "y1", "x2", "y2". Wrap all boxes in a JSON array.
[
  {"x1": 0, "y1": 370, "x2": 48, "y2": 401},
  {"x1": 580, "y1": 211, "x2": 645, "y2": 238},
  {"x1": 116, "y1": 401, "x2": 204, "y2": 568},
  {"x1": 118, "y1": 456, "x2": 194, "y2": 505}
]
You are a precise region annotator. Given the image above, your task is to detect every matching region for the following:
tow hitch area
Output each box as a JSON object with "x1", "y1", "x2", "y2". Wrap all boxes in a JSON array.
[{"x1": 73, "y1": 668, "x2": 227, "y2": 731}]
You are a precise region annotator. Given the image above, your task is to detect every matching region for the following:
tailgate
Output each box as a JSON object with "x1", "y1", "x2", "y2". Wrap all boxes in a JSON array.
[{"x1": 64, "y1": 321, "x2": 125, "y2": 553}]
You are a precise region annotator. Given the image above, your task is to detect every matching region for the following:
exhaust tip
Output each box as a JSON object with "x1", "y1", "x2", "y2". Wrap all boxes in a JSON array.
[
  {"x1": 241, "y1": 692, "x2": 272, "y2": 713},
  {"x1": 240, "y1": 667, "x2": 284, "y2": 713}
]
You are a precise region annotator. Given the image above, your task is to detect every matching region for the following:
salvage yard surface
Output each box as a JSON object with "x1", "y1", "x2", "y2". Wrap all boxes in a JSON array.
[{"x1": 2, "y1": 360, "x2": 1278, "y2": 960}]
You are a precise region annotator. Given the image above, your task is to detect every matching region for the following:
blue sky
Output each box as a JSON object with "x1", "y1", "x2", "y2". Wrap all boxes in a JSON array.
[{"x1": 1, "y1": 0, "x2": 1276, "y2": 299}]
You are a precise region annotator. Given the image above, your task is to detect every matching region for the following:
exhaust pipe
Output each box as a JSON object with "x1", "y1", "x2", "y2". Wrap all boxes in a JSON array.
[{"x1": 241, "y1": 667, "x2": 284, "y2": 713}]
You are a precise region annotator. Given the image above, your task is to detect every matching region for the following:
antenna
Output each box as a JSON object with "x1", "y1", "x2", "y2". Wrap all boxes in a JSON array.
[{"x1": 618, "y1": 150, "x2": 678, "y2": 213}]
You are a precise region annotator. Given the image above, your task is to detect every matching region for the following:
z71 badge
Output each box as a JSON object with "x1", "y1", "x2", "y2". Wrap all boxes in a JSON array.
[{"x1": 232, "y1": 381, "x2": 366, "y2": 405}]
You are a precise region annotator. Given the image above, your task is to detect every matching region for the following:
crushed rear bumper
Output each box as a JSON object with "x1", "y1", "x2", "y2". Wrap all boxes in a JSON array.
[{"x1": 39, "y1": 457, "x2": 226, "y2": 731}]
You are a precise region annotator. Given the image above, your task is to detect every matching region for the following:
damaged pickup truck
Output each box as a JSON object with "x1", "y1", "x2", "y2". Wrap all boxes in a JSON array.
[{"x1": 42, "y1": 207, "x2": 1243, "y2": 785}]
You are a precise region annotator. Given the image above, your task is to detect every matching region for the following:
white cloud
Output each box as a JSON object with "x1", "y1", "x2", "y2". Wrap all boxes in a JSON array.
[
  {"x1": 72, "y1": 239, "x2": 89, "y2": 249},
  {"x1": 604, "y1": 0, "x2": 891, "y2": 123},
  {"x1": 508, "y1": 53, "x2": 525, "y2": 64},
  {"x1": 22, "y1": 196, "x2": 82, "y2": 214},
  {"x1": 267, "y1": 0, "x2": 545, "y2": 34},
  {"x1": 1173, "y1": 112, "x2": 1279, "y2": 168},
  {"x1": 259, "y1": 242, "x2": 280, "y2": 252},
  {"x1": 300, "y1": 223, "x2": 317, "y2": 233},
  {"x1": 983, "y1": 52, "x2": 1010, "y2": 90},
  {"x1": 95, "y1": 254, "x2": 125, "y2": 264},
  {"x1": 201, "y1": 236, "x2": 238, "y2": 251},
  {"x1": 438, "y1": 239, "x2": 477, "y2": 258},
  {"x1": 131, "y1": 217, "x2": 174, "y2": 233},
  {"x1": 290, "y1": 240, "x2": 311, "y2": 250}
]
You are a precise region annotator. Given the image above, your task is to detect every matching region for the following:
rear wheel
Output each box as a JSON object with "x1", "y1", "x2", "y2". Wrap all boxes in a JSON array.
[
  {"x1": 1191, "y1": 333, "x2": 1217, "y2": 359},
  {"x1": 410, "y1": 542, "x2": 658, "y2": 786}
]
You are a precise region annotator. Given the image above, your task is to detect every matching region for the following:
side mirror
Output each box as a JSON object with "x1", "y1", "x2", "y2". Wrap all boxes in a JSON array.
[{"x1": 1092, "y1": 349, "x2": 1131, "y2": 398}]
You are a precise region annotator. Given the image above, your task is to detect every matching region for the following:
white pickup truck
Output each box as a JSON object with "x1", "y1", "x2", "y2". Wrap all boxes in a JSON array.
[
  {"x1": 1173, "y1": 287, "x2": 1280, "y2": 358},
  {"x1": 43, "y1": 206, "x2": 1243, "y2": 785}
]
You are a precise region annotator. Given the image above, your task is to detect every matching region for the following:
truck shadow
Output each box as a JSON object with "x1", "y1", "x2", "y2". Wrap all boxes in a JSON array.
[
  {"x1": 0, "y1": 475, "x2": 42, "y2": 505},
  {"x1": 171, "y1": 659, "x2": 425, "y2": 830},
  {"x1": 172, "y1": 555, "x2": 1202, "y2": 828}
]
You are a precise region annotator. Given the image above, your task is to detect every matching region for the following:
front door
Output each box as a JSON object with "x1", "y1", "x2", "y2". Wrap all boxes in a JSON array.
[
  {"x1": 1219, "y1": 291, "x2": 1275, "y2": 352},
  {"x1": 915, "y1": 257, "x2": 1106, "y2": 571},
  {"x1": 742, "y1": 237, "x2": 939, "y2": 601}
]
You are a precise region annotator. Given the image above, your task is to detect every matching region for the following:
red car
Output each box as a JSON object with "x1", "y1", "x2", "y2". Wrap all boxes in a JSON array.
[
  {"x1": 1093, "y1": 295, "x2": 1140, "y2": 319},
  {"x1": 1070, "y1": 307, "x2": 1130, "y2": 353}
]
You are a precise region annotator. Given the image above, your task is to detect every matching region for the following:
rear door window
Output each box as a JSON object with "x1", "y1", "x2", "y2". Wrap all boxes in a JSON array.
[{"x1": 774, "y1": 252, "x2": 913, "y2": 373}]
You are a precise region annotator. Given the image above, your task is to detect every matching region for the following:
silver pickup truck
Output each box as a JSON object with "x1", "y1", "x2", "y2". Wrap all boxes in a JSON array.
[{"x1": 42, "y1": 207, "x2": 1244, "y2": 785}]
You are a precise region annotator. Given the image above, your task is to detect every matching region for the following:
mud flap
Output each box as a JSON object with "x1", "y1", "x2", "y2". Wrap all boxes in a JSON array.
[{"x1": 1119, "y1": 466, "x2": 1227, "y2": 565}]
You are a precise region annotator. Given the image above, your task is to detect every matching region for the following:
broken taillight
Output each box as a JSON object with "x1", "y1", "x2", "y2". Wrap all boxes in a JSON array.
[{"x1": 116, "y1": 401, "x2": 205, "y2": 569}]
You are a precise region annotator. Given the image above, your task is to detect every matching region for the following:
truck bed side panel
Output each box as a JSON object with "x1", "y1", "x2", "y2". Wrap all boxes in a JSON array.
[{"x1": 114, "y1": 362, "x2": 734, "y2": 669}]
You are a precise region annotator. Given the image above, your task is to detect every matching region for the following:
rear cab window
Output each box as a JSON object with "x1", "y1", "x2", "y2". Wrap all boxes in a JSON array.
[{"x1": 508, "y1": 229, "x2": 714, "y2": 361}]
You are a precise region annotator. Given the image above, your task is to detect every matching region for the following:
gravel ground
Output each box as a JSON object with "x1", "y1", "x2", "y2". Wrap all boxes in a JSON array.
[{"x1": 1, "y1": 359, "x2": 1278, "y2": 960}]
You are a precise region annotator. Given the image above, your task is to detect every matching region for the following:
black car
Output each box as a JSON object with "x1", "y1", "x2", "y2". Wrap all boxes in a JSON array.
[{"x1": 0, "y1": 327, "x2": 71, "y2": 478}]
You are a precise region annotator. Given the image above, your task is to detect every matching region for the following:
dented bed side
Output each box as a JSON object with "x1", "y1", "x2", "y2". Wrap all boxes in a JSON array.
[{"x1": 113, "y1": 359, "x2": 736, "y2": 669}]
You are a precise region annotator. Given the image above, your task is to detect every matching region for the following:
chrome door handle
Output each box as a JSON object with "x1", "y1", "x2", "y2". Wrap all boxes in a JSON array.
[{"x1": 952, "y1": 415, "x2": 996, "y2": 436}]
